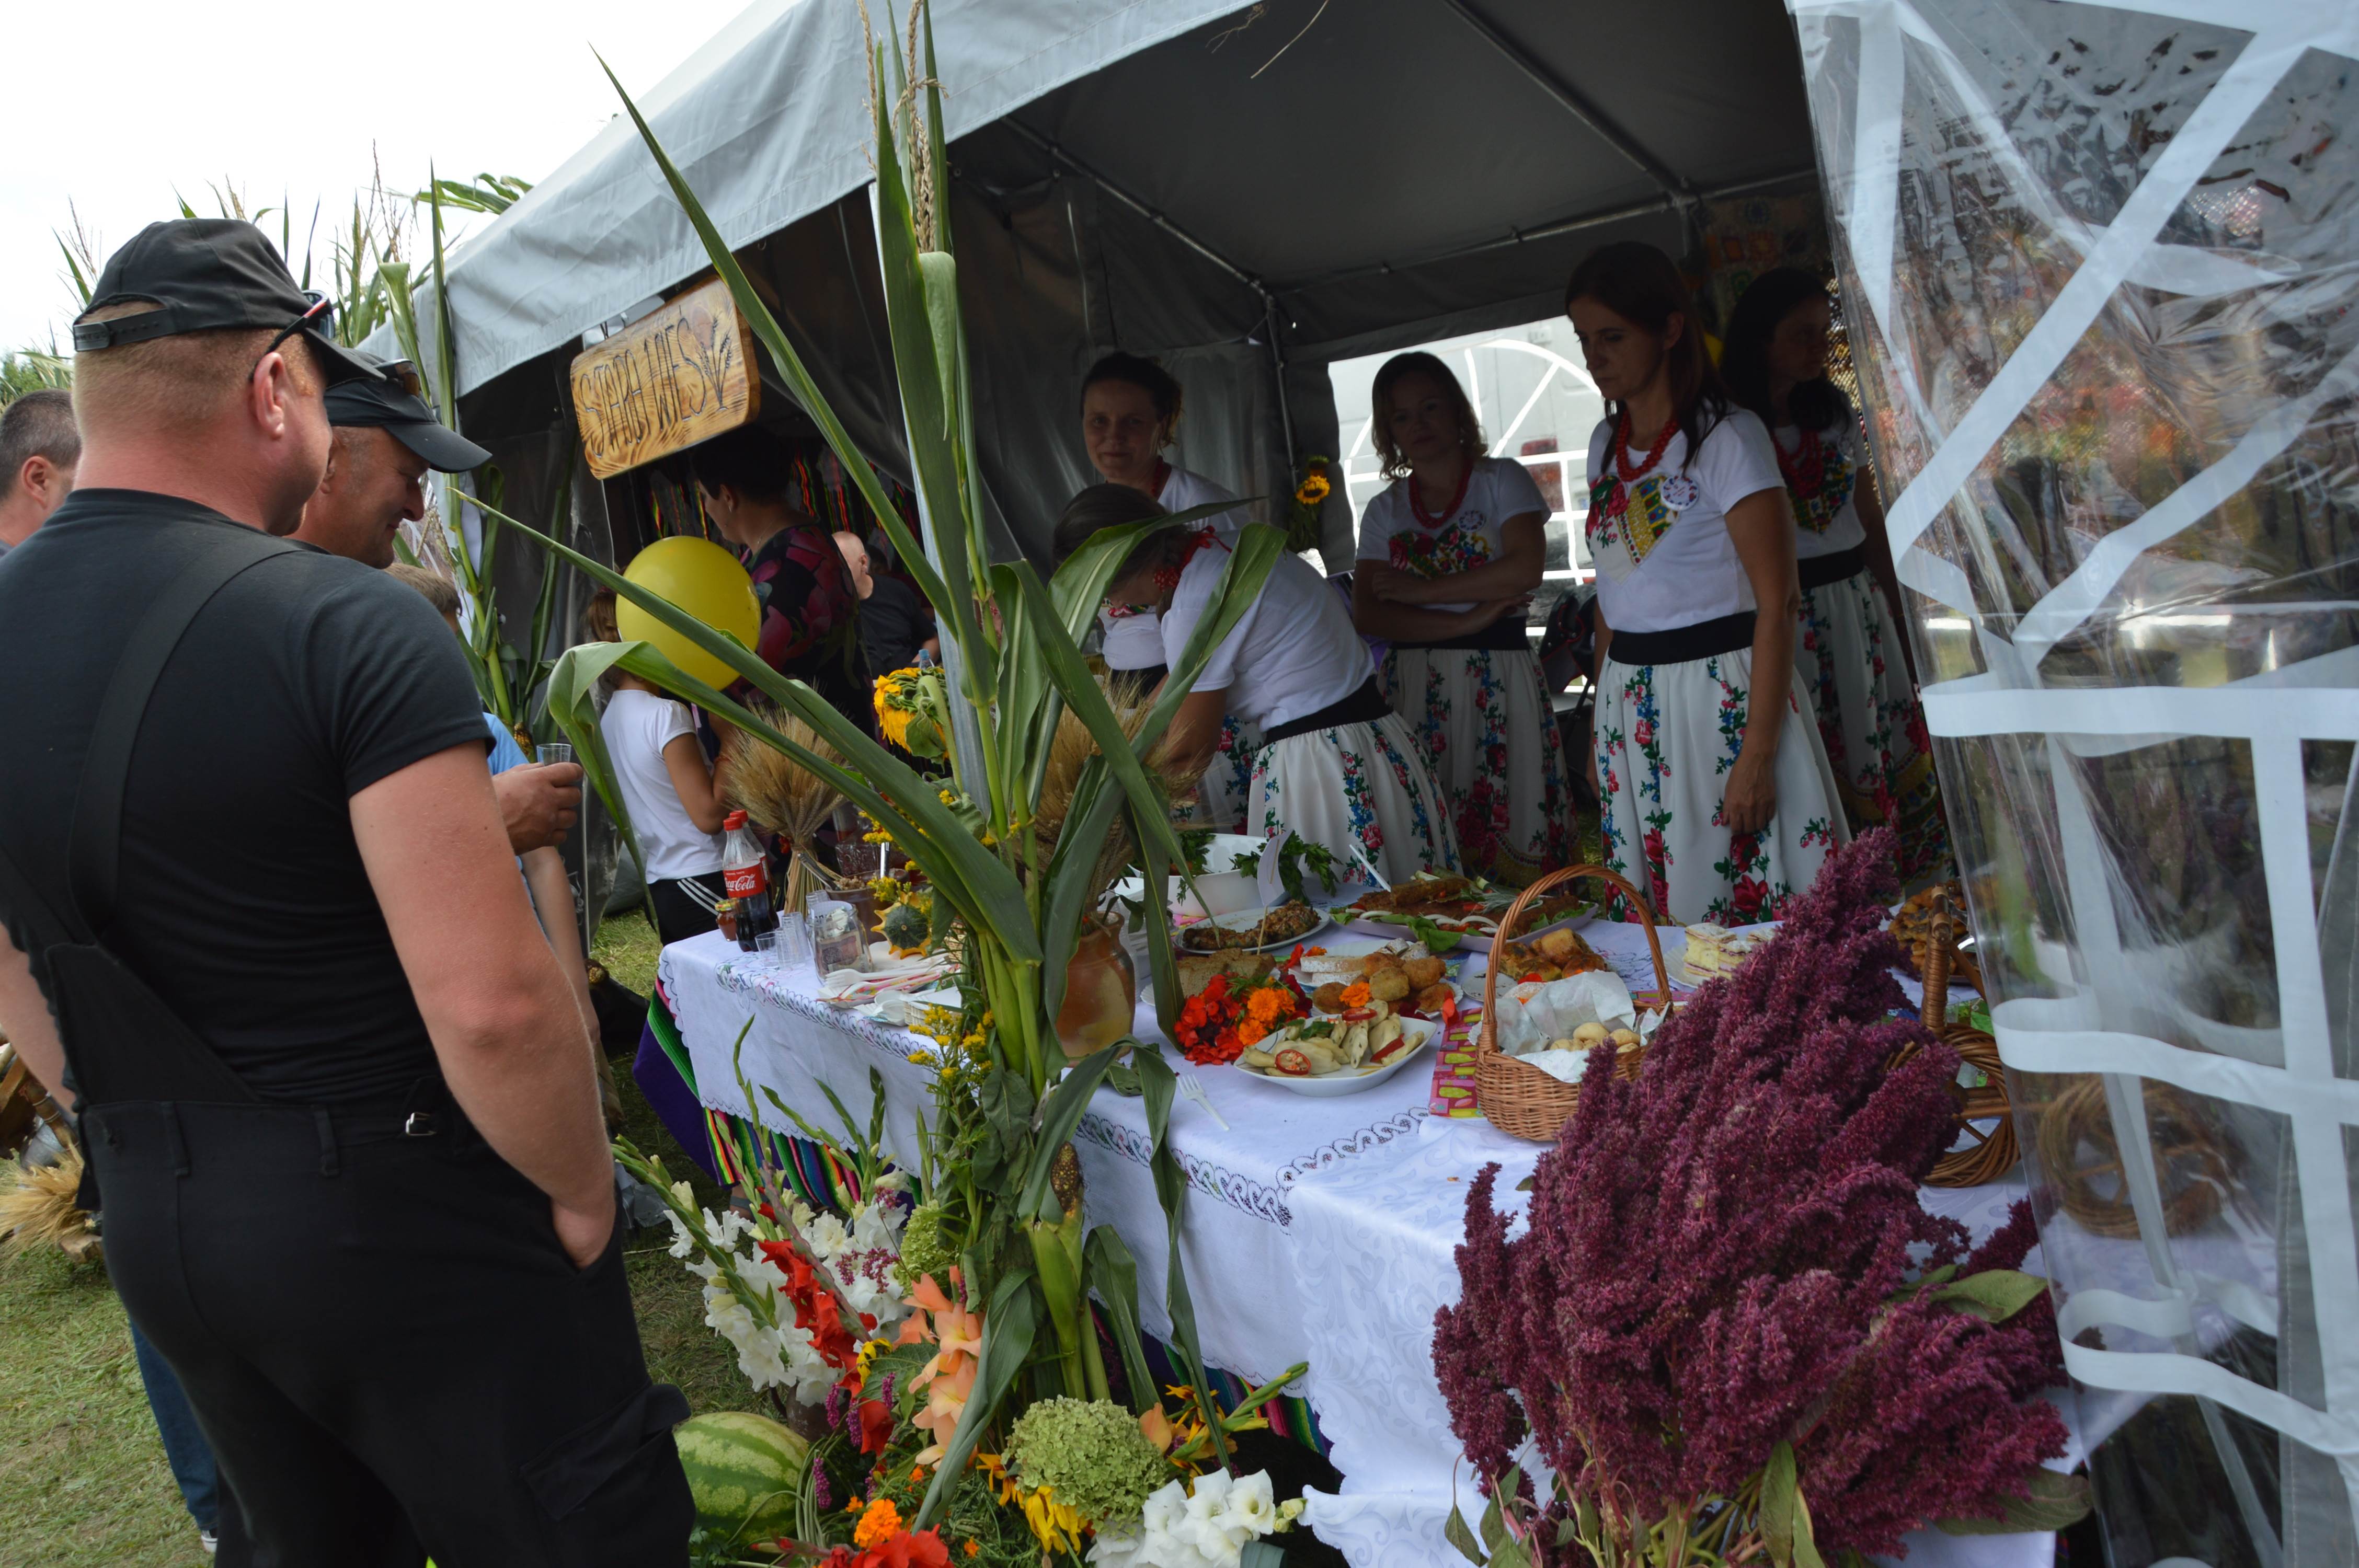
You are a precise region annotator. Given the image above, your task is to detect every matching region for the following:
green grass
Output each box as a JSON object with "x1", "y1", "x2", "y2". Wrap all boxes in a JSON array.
[{"x1": 0, "y1": 914, "x2": 756, "y2": 1562}]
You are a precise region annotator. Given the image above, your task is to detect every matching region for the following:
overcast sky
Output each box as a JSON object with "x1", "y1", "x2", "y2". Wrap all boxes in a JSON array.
[{"x1": 1, "y1": 0, "x2": 750, "y2": 355}]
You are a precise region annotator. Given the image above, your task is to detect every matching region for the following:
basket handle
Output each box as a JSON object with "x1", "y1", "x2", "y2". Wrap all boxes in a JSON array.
[
  {"x1": 1921, "y1": 889, "x2": 1954, "y2": 1030},
  {"x1": 1476, "y1": 865, "x2": 1670, "y2": 1058}
]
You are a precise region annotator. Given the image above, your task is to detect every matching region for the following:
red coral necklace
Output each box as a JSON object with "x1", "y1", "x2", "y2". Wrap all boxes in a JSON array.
[
  {"x1": 1613, "y1": 412, "x2": 1678, "y2": 482},
  {"x1": 1408, "y1": 459, "x2": 1473, "y2": 530},
  {"x1": 1153, "y1": 525, "x2": 1228, "y2": 592}
]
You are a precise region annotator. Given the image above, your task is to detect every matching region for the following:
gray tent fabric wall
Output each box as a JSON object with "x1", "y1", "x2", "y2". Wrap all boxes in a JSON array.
[{"x1": 414, "y1": 0, "x2": 1822, "y2": 570}]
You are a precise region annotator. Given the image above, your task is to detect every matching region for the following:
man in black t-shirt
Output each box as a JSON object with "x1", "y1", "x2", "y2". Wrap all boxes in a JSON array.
[
  {"x1": 833, "y1": 526, "x2": 938, "y2": 675},
  {"x1": 0, "y1": 220, "x2": 689, "y2": 1564}
]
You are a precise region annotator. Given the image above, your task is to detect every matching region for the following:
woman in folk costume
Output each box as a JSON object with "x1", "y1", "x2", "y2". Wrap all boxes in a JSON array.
[
  {"x1": 1722, "y1": 269, "x2": 1950, "y2": 887},
  {"x1": 1350, "y1": 353, "x2": 1570, "y2": 883},
  {"x1": 1077, "y1": 352, "x2": 1257, "y2": 829},
  {"x1": 1566, "y1": 242, "x2": 1848, "y2": 925},
  {"x1": 1056, "y1": 485, "x2": 1457, "y2": 885}
]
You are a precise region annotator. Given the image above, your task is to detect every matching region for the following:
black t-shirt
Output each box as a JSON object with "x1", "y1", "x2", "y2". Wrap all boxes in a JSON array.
[
  {"x1": 860, "y1": 575, "x2": 935, "y2": 677},
  {"x1": 0, "y1": 491, "x2": 487, "y2": 1103}
]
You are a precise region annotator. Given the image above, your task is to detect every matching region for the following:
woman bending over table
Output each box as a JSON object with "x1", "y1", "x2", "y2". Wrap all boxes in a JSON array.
[
  {"x1": 1350, "y1": 352, "x2": 1570, "y2": 883},
  {"x1": 1056, "y1": 484, "x2": 1458, "y2": 885},
  {"x1": 1721, "y1": 268, "x2": 1950, "y2": 887},
  {"x1": 1566, "y1": 241, "x2": 1848, "y2": 925},
  {"x1": 1078, "y1": 352, "x2": 1257, "y2": 829}
]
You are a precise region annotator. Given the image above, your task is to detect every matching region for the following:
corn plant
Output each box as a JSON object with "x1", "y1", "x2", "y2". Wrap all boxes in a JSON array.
[
  {"x1": 379, "y1": 174, "x2": 568, "y2": 742},
  {"x1": 487, "y1": 1, "x2": 1284, "y2": 1525}
]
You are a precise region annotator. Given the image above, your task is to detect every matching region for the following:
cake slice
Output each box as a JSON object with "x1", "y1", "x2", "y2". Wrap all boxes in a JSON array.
[{"x1": 1682, "y1": 923, "x2": 1764, "y2": 979}]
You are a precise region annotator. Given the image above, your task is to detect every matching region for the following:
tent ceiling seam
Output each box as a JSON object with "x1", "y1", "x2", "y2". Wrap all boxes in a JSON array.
[
  {"x1": 1275, "y1": 164, "x2": 1816, "y2": 299},
  {"x1": 1430, "y1": 0, "x2": 1694, "y2": 203}
]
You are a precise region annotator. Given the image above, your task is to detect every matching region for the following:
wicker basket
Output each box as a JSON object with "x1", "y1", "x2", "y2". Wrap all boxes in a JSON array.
[
  {"x1": 1472, "y1": 865, "x2": 1671, "y2": 1142},
  {"x1": 1899, "y1": 893, "x2": 2020, "y2": 1187}
]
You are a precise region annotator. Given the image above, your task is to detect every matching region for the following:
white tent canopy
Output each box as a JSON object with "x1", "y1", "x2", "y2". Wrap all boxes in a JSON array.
[{"x1": 420, "y1": 0, "x2": 1818, "y2": 561}]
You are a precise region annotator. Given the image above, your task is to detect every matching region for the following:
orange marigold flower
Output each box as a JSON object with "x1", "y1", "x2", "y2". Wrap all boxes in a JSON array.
[
  {"x1": 1339, "y1": 981, "x2": 1371, "y2": 1007},
  {"x1": 854, "y1": 1496, "x2": 904, "y2": 1550}
]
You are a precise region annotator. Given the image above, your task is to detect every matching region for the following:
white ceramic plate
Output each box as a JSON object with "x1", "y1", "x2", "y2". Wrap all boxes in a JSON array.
[
  {"x1": 1234, "y1": 1019, "x2": 1437, "y2": 1097},
  {"x1": 1177, "y1": 904, "x2": 1330, "y2": 955}
]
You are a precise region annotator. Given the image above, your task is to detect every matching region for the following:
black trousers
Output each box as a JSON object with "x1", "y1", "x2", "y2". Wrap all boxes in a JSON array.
[
  {"x1": 86, "y1": 1099, "x2": 693, "y2": 1567},
  {"x1": 647, "y1": 872, "x2": 727, "y2": 947}
]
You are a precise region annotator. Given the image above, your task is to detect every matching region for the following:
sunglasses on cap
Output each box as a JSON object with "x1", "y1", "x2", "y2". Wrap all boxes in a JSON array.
[
  {"x1": 376, "y1": 360, "x2": 427, "y2": 399},
  {"x1": 258, "y1": 292, "x2": 337, "y2": 363}
]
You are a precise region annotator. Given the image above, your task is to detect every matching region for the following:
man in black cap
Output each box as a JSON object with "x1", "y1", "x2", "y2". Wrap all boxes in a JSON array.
[
  {"x1": 291, "y1": 354, "x2": 587, "y2": 858},
  {"x1": 0, "y1": 220, "x2": 690, "y2": 1564},
  {"x1": 293, "y1": 351, "x2": 487, "y2": 568}
]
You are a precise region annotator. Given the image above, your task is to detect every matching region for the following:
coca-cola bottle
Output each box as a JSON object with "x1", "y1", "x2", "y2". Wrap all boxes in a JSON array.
[{"x1": 721, "y1": 811, "x2": 777, "y2": 950}]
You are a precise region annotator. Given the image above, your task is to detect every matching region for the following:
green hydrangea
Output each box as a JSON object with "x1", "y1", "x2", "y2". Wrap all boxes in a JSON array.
[
  {"x1": 891, "y1": 1201, "x2": 957, "y2": 1295},
  {"x1": 1005, "y1": 1397, "x2": 1171, "y2": 1529}
]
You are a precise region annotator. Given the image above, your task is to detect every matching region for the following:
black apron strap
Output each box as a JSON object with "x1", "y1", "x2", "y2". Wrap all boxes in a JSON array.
[
  {"x1": 17, "y1": 525, "x2": 294, "y2": 1111},
  {"x1": 70, "y1": 525, "x2": 290, "y2": 938}
]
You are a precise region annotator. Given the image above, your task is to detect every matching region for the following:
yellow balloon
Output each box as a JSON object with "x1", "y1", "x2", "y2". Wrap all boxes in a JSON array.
[{"x1": 617, "y1": 535, "x2": 761, "y2": 689}]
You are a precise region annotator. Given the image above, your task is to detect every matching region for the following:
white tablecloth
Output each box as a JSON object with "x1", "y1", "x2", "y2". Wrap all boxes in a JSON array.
[{"x1": 659, "y1": 925, "x2": 2068, "y2": 1568}]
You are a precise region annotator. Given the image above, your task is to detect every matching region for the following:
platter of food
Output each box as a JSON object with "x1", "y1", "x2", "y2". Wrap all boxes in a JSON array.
[
  {"x1": 1178, "y1": 900, "x2": 1326, "y2": 955},
  {"x1": 1291, "y1": 941, "x2": 1459, "y2": 1021},
  {"x1": 1333, "y1": 872, "x2": 1593, "y2": 952},
  {"x1": 1488, "y1": 925, "x2": 1614, "y2": 985},
  {"x1": 1234, "y1": 1007, "x2": 1437, "y2": 1097}
]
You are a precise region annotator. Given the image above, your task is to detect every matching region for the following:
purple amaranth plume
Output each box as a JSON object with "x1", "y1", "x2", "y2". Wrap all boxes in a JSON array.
[{"x1": 1433, "y1": 830, "x2": 2069, "y2": 1558}]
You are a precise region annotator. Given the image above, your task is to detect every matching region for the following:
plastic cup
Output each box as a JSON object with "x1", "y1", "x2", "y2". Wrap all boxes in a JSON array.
[{"x1": 537, "y1": 742, "x2": 574, "y2": 766}]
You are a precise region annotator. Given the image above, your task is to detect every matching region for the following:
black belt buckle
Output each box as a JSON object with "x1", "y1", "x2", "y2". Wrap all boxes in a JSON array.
[{"x1": 403, "y1": 1111, "x2": 438, "y2": 1137}]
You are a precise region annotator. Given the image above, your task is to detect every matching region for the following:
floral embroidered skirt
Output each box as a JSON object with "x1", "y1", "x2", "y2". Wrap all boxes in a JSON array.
[
  {"x1": 1594, "y1": 648, "x2": 1849, "y2": 925},
  {"x1": 1795, "y1": 569, "x2": 1951, "y2": 887},
  {"x1": 1247, "y1": 713, "x2": 1460, "y2": 886},
  {"x1": 1378, "y1": 647, "x2": 1570, "y2": 885},
  {"x1": 1189, "y1": 714, "x2": 1265, "y2": 831}
]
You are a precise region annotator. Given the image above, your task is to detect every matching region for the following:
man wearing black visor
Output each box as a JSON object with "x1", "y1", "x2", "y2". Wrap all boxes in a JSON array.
[{"x1": 0, "y1": 219, "x2": 690, "y2": 1563}]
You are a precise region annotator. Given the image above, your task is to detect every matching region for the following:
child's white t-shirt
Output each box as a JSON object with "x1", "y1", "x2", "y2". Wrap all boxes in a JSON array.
[
  {"x1": 1774, "y1": 419, "x2": 1868, "y2": 559},
  {"x1": 1582, "y1": 409, "x2": 1784, "y2": 634},
  {"x1": 599, "y1": 688, "x2": 727, "y2": 881},
  {"x1": 1162, "y1": 545, "x2": 1375, "y2": 733},
  {"x1": 1353, "y1": 457, "x2": 1549, "y2": 615},
  {"x1": 1101, "y1": 465, "x2": 1248, "y2": 672}
]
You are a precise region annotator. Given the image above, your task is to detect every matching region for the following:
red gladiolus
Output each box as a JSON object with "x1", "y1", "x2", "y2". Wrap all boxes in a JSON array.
[{"x1": 855, "y1": 1397, "x2": 896, "y2": 1455}]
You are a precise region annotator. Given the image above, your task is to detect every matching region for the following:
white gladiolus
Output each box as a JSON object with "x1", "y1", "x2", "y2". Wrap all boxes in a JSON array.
[
  {"x1": 1123, "y1": 1472, "x2": 1288, "y2": 1568},
  {"x1": 1219, "y1": 1470, "x2": 1278, "y2": 1537}
]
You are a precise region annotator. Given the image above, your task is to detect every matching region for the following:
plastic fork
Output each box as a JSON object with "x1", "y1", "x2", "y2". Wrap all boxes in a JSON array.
[{"x1": 1176, "y1": 1071, "x2": 1230, "y2": 1132}]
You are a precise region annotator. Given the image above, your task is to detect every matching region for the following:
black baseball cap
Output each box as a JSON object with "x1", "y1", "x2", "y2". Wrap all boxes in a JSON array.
[
  {"x1": 326, "y1": 352, "x2": 491, "y2": 472},
  {"x1": 71, "y1": 218, "x2": 377, "y2": 387}
]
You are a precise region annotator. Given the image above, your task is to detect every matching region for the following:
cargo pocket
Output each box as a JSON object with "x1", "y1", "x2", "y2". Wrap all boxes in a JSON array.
[{"x1": 521, "y1": 1381, "x2": 695, "y2": 1563}]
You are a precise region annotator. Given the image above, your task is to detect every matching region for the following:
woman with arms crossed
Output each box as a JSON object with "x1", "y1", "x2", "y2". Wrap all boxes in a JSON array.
[
  {"x1": 1079, "y1": 352, "x2": 1257, "y2": 828},
  {"x1": 1566, "y1": 243, "x2": 1847, "y2": 924},
  {"x1": 1057, "y1": 485, "x2": 1457, "y2": 885},
  {"x1": 1351, "y1": 352, "x2": 1570, "y2": 882},
  {"x1": 1721, "y1": 268, "x2": 1949, "y2": 886}
]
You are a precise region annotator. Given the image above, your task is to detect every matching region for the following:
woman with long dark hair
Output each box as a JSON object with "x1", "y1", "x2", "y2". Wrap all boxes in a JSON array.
[
  {"x1": 1350, "y1": 351, "x2": 1570, "y2": 883},
  {"x1": 1058, "y1": 485, "x2": 1457, "y2": 883},
  {"x1": 1565, "y1": 242, "x2": 1846, "y2": 924},
  {"x1": 1722, "y1": 268, "x2": 1948, "y2": 886},
  {"x1": 1077, "y1": 352, "x2": 1257, "y2": 828}
]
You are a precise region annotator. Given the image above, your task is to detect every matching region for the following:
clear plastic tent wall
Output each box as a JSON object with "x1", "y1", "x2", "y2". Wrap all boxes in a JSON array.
[{"x1": 1789, "y1": 0, "x2": 2358, "y2": 1562}]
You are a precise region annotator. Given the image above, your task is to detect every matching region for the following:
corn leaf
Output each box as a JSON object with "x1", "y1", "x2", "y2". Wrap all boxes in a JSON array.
[
  {"x1": 593, "y1": 53, "x2": 956, "y2": 643},
  {"x1": 469, "y1": 492, "x2": 1039, "y2": 960},
  {"x1": 1081, "y1": 1225, "x2": 1158, "y2": 1415},
  {"x1": 1016, "y1": 1044, "x2": 1123, "y2": 1221},
  {"x1": 1132, "y1": 1043, "x2": 1228, "y2": 1469},
  {"x1": 544, "y1": 642, "x2": 650, "y2": 889}
]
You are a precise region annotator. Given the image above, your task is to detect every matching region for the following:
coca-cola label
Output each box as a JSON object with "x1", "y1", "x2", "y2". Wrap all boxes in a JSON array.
[{"x1": 724, "y1": 863, "x2": 767, "y2": 898}]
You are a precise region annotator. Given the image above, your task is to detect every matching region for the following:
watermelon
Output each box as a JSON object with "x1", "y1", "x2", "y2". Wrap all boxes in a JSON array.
[{"x1": 675, "y1": 1410, "x2": 810, "y2": 1545}]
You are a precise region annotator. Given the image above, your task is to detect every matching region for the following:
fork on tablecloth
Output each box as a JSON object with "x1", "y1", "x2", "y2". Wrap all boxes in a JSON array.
[{"x1": 1176, "y1": 1071, "x2": 1230, "y2": 1132}]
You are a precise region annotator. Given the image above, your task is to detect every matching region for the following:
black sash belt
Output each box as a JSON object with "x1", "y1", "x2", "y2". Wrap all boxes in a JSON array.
[
  {"x1": 1261, "y1": 677, "x2": 1393, "y2": 744},
  {"x1": 1392, "y1": 618, "x2": 1530, "y2": 652},
  {"x1": 1798, "y1": 543, "x2": 1869, "y2": 592},
  {"x1": 1606, "y1": 610, "x2": 1757, "y2": 668}
]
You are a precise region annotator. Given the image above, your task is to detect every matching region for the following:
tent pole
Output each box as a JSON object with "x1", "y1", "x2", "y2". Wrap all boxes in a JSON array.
[
  {"x1": 1263, "y1": 293, "x2": 1297, "y2": 469},
  {"x1": 1430, "y1": 0, "x2": 1693, "y2": 205}
]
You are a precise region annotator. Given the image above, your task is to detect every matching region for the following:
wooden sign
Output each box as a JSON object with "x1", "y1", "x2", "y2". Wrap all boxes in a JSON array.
[{"x1": 570, "y1": 276, "x2": 760, "y2": 479}]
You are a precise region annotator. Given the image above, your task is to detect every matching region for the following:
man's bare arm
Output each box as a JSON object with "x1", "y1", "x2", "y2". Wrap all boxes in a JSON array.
[{"x1": 352, "y1": 744, "x2": 613, "y2": 1265}]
